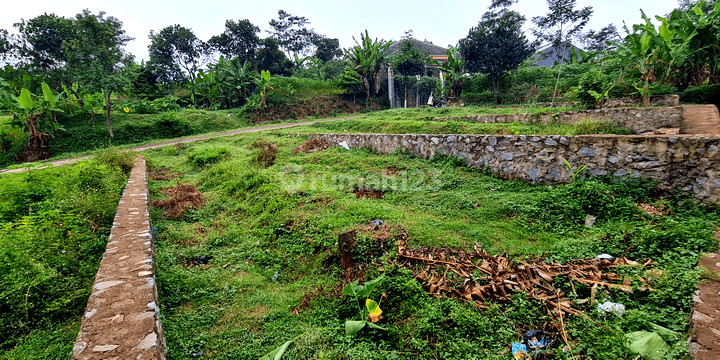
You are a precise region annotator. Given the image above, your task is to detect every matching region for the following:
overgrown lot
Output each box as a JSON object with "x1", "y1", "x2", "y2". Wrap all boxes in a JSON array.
[
  {"x1": 0, "y1": 150, "x2": 134, "y2": 359},
  {"x1": 147, "y1": 133, "x2": 718, "y2": 359}
]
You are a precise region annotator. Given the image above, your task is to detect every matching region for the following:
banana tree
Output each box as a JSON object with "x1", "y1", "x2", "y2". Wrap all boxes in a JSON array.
[
  {"x1": 0, "y1": 83, "x2": 60, "y2": 161},
  {"x1": 344, "y1": 30, "x2": 390, "y2": 105},
  {"x1": 440, "y1": 45, "x2": 465, "y2": 97},
  {"x1": 254, "y1": 70, "x2": 274, "y2": 108}
]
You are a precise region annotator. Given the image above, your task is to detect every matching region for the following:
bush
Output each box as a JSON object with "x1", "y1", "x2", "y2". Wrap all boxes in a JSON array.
[
  {"x1": 0, "y1": 120, "x2": 28, "y2": 167},
  {"x1": 92, "y1": 147, "x2": 136, "y2": 174},
  {"x1": 680, "y1": 84, "x2": 720, "y2": 108},
  {"x1": 577, "y1": 71, "x2": 609, "y2": 109},
  {"x1": 460, "y1": 91, "x2": 511, "y2": 105},
  {"x1": 187, "y1": 146, "x2": 230, "y2": 167}
]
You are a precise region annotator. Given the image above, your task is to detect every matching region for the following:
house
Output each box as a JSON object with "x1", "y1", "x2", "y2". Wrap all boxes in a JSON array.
[{"x1": 386, "y1": 38, "x2": 449, "y2": 67}]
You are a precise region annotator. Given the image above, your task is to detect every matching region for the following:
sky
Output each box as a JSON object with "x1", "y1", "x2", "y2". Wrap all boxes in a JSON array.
[{"x1": 0, "y1": 0, "x2": 682, "y2": 62}]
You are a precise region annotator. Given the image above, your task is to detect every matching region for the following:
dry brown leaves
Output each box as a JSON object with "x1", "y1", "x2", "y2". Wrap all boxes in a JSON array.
[
  {"x1": 637, "y1": 203, "x2": 665, "y2": 216},
  {"x1": 149, "y1": 166, "x2": 183, "y2": 181},
  {"x1": 294, "y1": 139, "x2": 330, "y2": 154},
  {"x1": 153, "y1": 184, "x2": 206, "y2": 219},
  {"x1": 394, "y1": 229, "x2": 652, "y2": 315}
]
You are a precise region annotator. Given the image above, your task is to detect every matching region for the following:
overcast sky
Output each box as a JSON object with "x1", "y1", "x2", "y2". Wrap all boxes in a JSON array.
[{"x1": 1, "y1": 0, "x2": 682, "y2": 62}]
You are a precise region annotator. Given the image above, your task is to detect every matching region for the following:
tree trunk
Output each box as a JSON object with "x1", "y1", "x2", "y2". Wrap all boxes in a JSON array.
[
  {"x1": 642, "y1": 85, "x2": 650, "y2": 108},
  {"x1": 190, "y1": 75, "x2": 197, "y2": 107},
  {"x1": 105, "y1": 92, "x2": 114, "y2": 138},
  {"x1": 551, "y1": 65, "x2": 564, "y2": 107}
]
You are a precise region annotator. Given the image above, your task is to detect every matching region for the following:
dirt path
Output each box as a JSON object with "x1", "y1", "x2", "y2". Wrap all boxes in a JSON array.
[
  {"x1": 692, "y1": 232, "x2": 720, "y2": 359},
  {"x1": 682, "y1": 105, "x2": 720, "y2": 135},
  {"x1": 0, "y1": 115, "x2": 358, "y2": 175}
]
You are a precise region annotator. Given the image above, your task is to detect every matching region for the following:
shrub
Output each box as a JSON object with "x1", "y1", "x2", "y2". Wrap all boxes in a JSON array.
[
  {"x1": 252, "y1": 139, "x2": 278, "y2": 168},
  {"x1": 680, "y1": 84, "x2": 720, "y2": 108},
  {"x1": 187, "y1": 146, "x2": 230, "y2": 167},
  {"x1": 577, "y1": 71, "x2": 609, "y2": 109},
  {"x1": 92, "y1": 147, "x2": 136, "y2": 174},
  {"x1": 0, "y1": 121, "x2": 28, "y2": 167}
]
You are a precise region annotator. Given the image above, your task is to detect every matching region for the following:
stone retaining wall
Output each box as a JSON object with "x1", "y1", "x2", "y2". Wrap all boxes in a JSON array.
[
  {"x1": 72, "y1": 156, "x2": 166, "y2": 359},
  {"x1": 438, "y1": 106, "x2": 684, "y2": 134},
  {"x1": 308, "y1": 133, "x2": 720, "y2": 202},
  {"x1": 604, "y1": 94, "x2": 680, "y2": 108}
]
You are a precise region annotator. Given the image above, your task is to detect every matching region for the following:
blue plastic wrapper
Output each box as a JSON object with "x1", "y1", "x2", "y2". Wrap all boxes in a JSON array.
[
  {"x1": 511, "y1": 342, "x2": 528, "y2": 359},
  {"x1": 524, "y1": 330, "x2": 555, "y2": 350}
]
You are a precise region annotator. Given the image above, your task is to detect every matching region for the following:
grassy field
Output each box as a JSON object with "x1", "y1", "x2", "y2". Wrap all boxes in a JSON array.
[
  {"x1": 144, "y1": 132, "x2": 717, "y2": 359},
  {"x1": 0, "y1": 150, "x2": 134, "y2": 359}
]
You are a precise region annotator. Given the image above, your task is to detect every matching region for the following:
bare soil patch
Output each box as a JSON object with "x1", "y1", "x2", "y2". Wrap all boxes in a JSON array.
[
  {"x1": 294, "y1": 139, "x2": 330, "y2": 154},
  {"x1": 153, "y1": 184, "x2": 206, "y2": 219},
  {"x1": 355, "y1": 188, "x2": 384, "y2": 199},
  {"x1": 250, "y1": 95, "x2": 379, "y2": 123},
  {"x1": 149, "y1": 166, "x2": 183, "y2": 181}
]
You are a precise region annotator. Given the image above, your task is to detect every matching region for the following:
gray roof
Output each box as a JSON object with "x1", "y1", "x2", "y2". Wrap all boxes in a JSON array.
[
  {"x1": 533, "y1": 44, "x2": 583, "y2": 67},
  {"x1": 387, "y1": 38, "x2": 448, "y2": 56}
]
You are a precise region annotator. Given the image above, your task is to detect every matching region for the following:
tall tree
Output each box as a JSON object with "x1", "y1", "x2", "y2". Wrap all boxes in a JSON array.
[
  {"x1": 391, "y1": 39, "x2": 428, "y2": 76},
  {"x1": 460, "y1": 0, "x2": 536, "y2": 92},
  {"x1": 254, "y1": 38, "x2": 293, "y2": 76},
  {"x1": 267, "y1": 10, "x2": 320, "y2": 58},
  {"x1": 148, "y1": 25, "x2": 214, "y2": 106},
  {"x1": 580, "y1": 24, "x2": 620, "y2": 52},
  {"x1": 13, "y1": 13, "x2": 74, "y2": 76},
  {"x1": 64, "y1": 10, "x2": 133, "y2": 138},
  {"x1": 209, "y1": 19, "x2": 261, "y2": 64},
  {"x1": 532, "y1": 0, "x2": 593, "y2": 103},
  {"x1": 313, "y1": 37, "x2": 342, "y2": 63}
]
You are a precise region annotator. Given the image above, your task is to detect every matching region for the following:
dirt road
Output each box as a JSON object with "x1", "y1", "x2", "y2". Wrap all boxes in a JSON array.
[{"x1": 0, "y1": 116, "x2": 358, "y2": 175}]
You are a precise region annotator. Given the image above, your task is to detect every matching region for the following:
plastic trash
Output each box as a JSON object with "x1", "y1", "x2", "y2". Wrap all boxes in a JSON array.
[
  {"x1": 511, "y1": 342, "x2": 528, "y2": 359},
  {"x1": 272, "y1": 272, "x2": 280, "y2": 281},
  {"x1": 371, "y1": 219, "x2": 383, "y2": 230},
  {"x1": 338, "y1": 141, "x2": 350, "y2": 150},
  {"x1": 597, "y1": 301, "x2": 625, "y2": 317},
  {"x1": 597, "y1": 253, "x2": 615, "y2": 261},
  {"x1": 585, "y1": 214, "x2": 596, "y2": 227},
  {"x1": 191, "y1": 351, "x2": 204, "y2": 358},
  {"x1": 626, "y1": 331, "x2": 670, "y2": 359},
  {"x1": 524, "y1": 330, "x2": 555, "y2": 350},
  {"x1": 193, "y1": 256, "x2": 213, "y2": 266}
]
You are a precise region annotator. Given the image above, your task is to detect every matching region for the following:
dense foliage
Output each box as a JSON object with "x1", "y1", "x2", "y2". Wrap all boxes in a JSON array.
[{"x1": 0, "y1": 149, "x2": 133, "y2": 358}]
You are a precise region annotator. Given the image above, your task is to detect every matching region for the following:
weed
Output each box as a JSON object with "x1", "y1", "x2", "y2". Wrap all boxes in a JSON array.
[{"x1": 253, "y1": 139, "x2": 278, "y2": 168}]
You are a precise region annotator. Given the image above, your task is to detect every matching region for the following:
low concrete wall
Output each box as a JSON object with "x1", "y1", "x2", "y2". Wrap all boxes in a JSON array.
[
  {"x1": 73, "y1": 156, "x2": 166, "y2": 359},
  {"x1": 308, "y1": 133, "x2": 720, "y2": 202},
  {"x1": 438, "y1": 106, "x2": 684, "y2": 134}
]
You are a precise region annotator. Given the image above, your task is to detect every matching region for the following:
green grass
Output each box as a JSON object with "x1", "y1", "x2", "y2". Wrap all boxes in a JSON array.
[
  {"x1": 0, "y1": 149, "x2": 132, "y2": 358},
  {"x1": 145, "y1": 132, "x2": 717, "y2": 359}
]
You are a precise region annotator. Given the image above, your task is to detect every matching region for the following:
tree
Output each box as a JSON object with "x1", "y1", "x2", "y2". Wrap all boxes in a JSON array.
[
  {"x1": 344, "y1": 30, "x2": 390, "y2": 104},
  {"x1": 313, "y1": 37, "x2": 342, "y2": 63},
  {"x1": 391, "y1": 39, "x2": 428, "y2": 76},
  {"x1": 532, "y1": 0, "x2": 593, "y2": 103},
  {"x1": 460, "y1": 0, "x2": 536, "y2": 92},
  {"x1": 267, "y1": 10, "x2": 320, "y2": 58},
  {"x1": 580, "y1": 24, "x2": 621, "y2": 52},
  {"x1": 64, "y1": 10, "x2": 133, "y2": 138},
  {"x1": 209, "y1": 19, "x2": 261, "y2": 64},
  {"x1": 149, "y1": 25, "x2": 214, "y2": 106},
  {"x1": 677, "y1": 0, "x2": 718, "y2": 13},
  {"x1": 254, "y1": 38, "x2": 293, "y2": 76},
  {"x1": 13, "y1": 13, "x2": 74, "y2": 76}
]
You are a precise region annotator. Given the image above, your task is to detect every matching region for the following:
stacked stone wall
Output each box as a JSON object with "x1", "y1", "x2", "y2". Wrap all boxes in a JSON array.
[
  {"x1": 439, "y1": 106, "x2": 683, "y2": 134},
  {"x1": 308, "y1": 133, "x2": 720, "y2": 202}
]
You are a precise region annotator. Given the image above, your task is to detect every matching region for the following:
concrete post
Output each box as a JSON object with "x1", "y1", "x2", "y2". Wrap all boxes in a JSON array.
[{"x1": 388, "y1": 66, "x2": 395, "y2": 109}]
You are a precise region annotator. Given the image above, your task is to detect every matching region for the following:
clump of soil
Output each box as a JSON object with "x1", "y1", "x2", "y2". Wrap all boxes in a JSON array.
[
  {"x1": 250, "y1": 95, "x2": 381, "y2": 123},
  {"x1": 149, "y1": 166, "x2": 183, "y2": 181},
  {"x1": 153, "y1": 184, "x2": 206, "y2": 219},
  {"x1": 637, "y1": 202, "x2": 666, "y2": 216},
  {"x1": 294, "y1": 139, "x2": 330, "y2": 154},
  {"x1": 253, "y1": 139, "x2": 278, "y2": 167},
  {"x1": 355, "y1": 188, "x2": 384, "y2": 199}
]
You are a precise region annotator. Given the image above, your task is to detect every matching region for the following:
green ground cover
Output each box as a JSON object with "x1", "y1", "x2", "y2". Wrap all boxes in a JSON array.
[
  {"x1": 145, "y1": 132, "x2": 717, "y2": 359},
  {"x1": 0, "y1": 150, "x2": 134, "y2": 359}
]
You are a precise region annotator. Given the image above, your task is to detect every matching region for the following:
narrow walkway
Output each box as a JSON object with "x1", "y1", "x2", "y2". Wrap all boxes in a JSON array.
[
  {"x1": 682, "y1": 105, "x2": 720, "y2": 135},
  {"x1": 692, "y1": 235, "x2": 720, "y2": 359},
  {"x1": 72, "y1": 156, "x2": 166, "y2": 359},
  {"x1": 0, "y1": 115, "x2": 358, "y2": 175}
]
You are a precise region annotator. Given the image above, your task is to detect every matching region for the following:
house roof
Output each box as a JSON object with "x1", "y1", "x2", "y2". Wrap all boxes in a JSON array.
[
  {"x1": 387, "y1": 38, "x2": 449, "y2": 56},
  {"x1": 533, "y1": 43, "x2": 583, "y2": 67}
]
